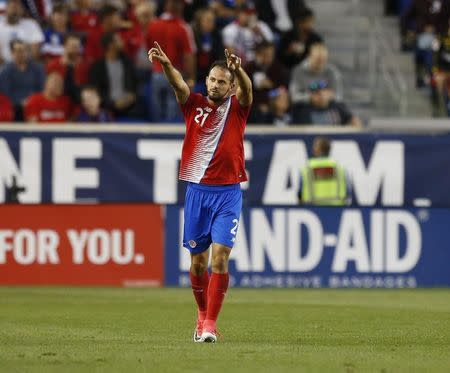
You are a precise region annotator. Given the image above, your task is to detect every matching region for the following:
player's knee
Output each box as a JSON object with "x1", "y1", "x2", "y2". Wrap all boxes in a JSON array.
[
  {"x1": 211, "y1": 255, "x2": 228, "y2": 273},
  {"x1": 190, "y1": 262, "x2": 208, "y2": 276}
]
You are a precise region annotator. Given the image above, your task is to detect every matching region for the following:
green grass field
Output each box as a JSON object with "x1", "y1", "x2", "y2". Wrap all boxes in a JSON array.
[{"x1": 0, "y1": 288, "x2": 449, "y2": 373}]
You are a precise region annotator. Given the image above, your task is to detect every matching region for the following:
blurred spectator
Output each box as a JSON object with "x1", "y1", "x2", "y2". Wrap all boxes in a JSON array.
[
  {"x1": 147, "y1": 0, "x2": 196, "y2": 122},
  {"x1": 192, "y1": 7, "x2": 223, "y2": 93},
  {"x1": 401, "y1": 0, "x2": 450, "y2": 87},
  {"x1": 290, "y1": 44, "x2": 343, "y2": 106},
  {"x1": 75, "y1": 85, "x2": 113, "y2": 122},
  {"x1": 0, "y1": 94, "x2": 14, "y2": 122},
  {"x1": 278, "y1": 7, "x2": 323, "y2": 70},
  {"x1": 89, "y1": 32, "x2": 138, "y2": 117},
  {"x1": 0, "y1": 39, "x2": 45, "y2": 120},
  {"x1": 293, "y1": 79, "x2": 361, "y2": 126},
  {"x1": 41, "y1": 5, "x2": 69, "y2": 62},
  {"x1": 20, "y1": 0, "x2": 53, "y2": 21},
  {"x1": 84, "y1": 4, "x2": 126, "y2": 64},
  {"x1": 266, "y1": 87, "x2": 292, "y2": 126},
  {"x1": 246, "y1": 41, "x2": 289, "y2": 122},
  {"x1": 24, "y1": 72, "x2": 73, "y2": 123},
  {"x1": 222, "y1": 2, "x2": 274, "y2": 65},
  {"x1": 299, "y1": 136, "x2": 351, "y2": 205},
  {"x1": 46, "y1": 34, "x2": 90, "y2": 103},
  {"x1": 0, "y1": 0, "x2": 44, "y2": 64},
  {"x1": 123, "y1": 0, "x2": 156, "y2": 69},
  {"x1": 209, "y1": 0, "x2": 241, "y2": 28},
  {"x1": 70, "y1": 0, "x2": 99, "y2": 36},
  {"x1": 254, "y1": 0, "x2": 306, "y2": 34}
]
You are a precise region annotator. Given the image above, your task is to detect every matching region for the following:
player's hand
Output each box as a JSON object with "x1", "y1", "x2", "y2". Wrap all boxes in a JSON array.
[
  {"x1": 225, "y1": 49, "x2": 241, "y2": 71},
  {"x1": 148, "y1": 42, "x2": 170, "y2": 66}
]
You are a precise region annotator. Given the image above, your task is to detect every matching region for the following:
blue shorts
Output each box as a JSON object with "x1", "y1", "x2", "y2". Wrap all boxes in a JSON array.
[{"x1": 183, "y1": 182, "x2": 242, "y2": 254}]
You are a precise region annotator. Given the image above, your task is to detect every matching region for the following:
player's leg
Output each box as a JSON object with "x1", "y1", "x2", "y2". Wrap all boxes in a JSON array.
[
  {"x1": 190, "y1": 249, "x2": 210, "y2": 342},
  {"x1": 202, "y1": 186, "x2": 242, "y2": 343},
  {"x1": 183, "y1": 183, "x2": 213, "y2": 342},
  {"x1": 202, "y1": 243, "x2": 231, "y2": 343}
]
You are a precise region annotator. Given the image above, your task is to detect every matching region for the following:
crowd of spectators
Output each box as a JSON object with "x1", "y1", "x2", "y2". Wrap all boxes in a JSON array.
[
  {"x1": 396, "y1": 0, "x2": 450, "y2": 116},
  {"x1": 0, "y1": 0, "x2": 360, "y2": 126}
]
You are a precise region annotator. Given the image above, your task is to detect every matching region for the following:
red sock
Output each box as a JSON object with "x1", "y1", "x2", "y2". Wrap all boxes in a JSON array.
[
  {"x1": 190, "y1": 271, "x2": 209, "y2": 319},
  {"x1": 205, "y1": 272, "x2": 229, "y2": 327}
]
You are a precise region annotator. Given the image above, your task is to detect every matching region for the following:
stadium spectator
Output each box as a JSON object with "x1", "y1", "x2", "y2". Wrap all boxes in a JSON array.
[
  {"x1": 41, "y1": 5, "x2": 69, "y2": 62},
  {"x1": 209, "y1": 0, "x2": 240, "y2": 28},
  {"x1": 254, "y1": 0, "x2": 306, "y2": 34},
  {"x1": 0, "y1": 0, "x2": 44, "y2": 64},
  {"x1": 75, "y1": 85, "x2": 113, "y2": 122},
  {"x1": 401, "y1": 0, "x2": 450, "y2": 87},
  {"x1": 89, "y1": 32, "x2": 138, "y2": 117},
  {"x1": 0, "y1": 39, "x2": 45, "y2": 121},
  {"x1": 292, "y1": 79, "x2": 361, "y2": 126},
  {"x1": 70, "y1": 0, "x2": 99, "y2": 36},
  {"x1": 84, "y1": 4, "x2": 126, "y2": 64},
  {"x1": 0, "y1": 94, "x2": 14, "y2": 122},
  {"x1": 222, "y1": 2, "x2": 274, "y2": 65},
  {"x1": 278, "y1": 7, "x2": 323, "y2": 70},
  {"x1": 147, "y1": 0, "x2": 196, "y2": 122},
  {"x1": 266, "y1": 86, "x2": 292, "y2": 126},
  {"x1": 123, "y1": 0, "x2": 156, "y2": 69},
  {"x1": 299, "y1": 136, "x2": 351, "y2": 205},
  {"x1": 289, "y1": 44, "x2": 343, "y2": 107},
  {"x1": 46, "y1": 34, "x2": 90, "y2": 103},
  {"x1": 246, "y1": 41, "x2": 289, "y2": 122},
  {"x1": 192, "y1": 7, "x2": 223, "y2": 93},
  {"x1": 430, "y1": 24, "x2": 450, "y2": 115},
  {"x1": 24, "y1": 72, "x2": 73, "y2": 123}
]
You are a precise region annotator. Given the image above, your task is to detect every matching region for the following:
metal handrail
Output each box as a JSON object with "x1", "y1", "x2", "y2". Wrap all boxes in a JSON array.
[{"x1": 371, "y1": 19, "x2": 408, "y2": 115}]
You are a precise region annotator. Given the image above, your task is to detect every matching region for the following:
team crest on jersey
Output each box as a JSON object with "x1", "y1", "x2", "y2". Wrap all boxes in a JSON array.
[
  {"x1": 189, "y1": 240, "x2": 197, "y2": 248},
  {"x1": 204, "y1": 107, "x2": 212, "y2": 113},
  {"x1": 217, "y1": 107, "x2": 225, "y2": 115}
]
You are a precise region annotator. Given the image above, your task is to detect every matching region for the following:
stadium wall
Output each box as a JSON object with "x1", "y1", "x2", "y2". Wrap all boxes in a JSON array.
[{"x1": 0, "y1": 125, "x2": 449, "y2": 288}]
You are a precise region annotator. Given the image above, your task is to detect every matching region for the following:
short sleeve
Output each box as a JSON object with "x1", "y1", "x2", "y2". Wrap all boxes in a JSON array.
[
  {"x1": 180, "y1": 23, "x2": 196, "y2": 54},
  {"x1": 23, "y1": 19, "x2": 44, "y2": 44}
]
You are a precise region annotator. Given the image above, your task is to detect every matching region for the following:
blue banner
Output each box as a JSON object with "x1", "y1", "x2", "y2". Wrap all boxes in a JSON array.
[
  {"x1": 164, "y1": 206, "x2": 450, "y2": 288},
  {"x1": 1, "y1": 128, "x2": 450, "y2": 206}
]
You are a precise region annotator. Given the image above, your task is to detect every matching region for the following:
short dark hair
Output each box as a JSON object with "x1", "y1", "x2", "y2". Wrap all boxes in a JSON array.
[
  {"x1": 255, "y1": 40, "x2": 274, "y2": 52},
  {"x1": 99, "y1": 5, "x2": 119, "y2": 22},
  {"x1": 295, "y1": 7, "x2": 314, "y2": 22},
  {"x1": 9, "y1": 39, "x2": 24, "y2": 52},
  {"x1": 313, "y1": 136, "x2": 331, "y2": 156},
  {"x1": 208, "y1": 60, "x2": 235, "y2": 82},
  {"x1": 63, "y1": 33, "x2": 80, "y2": 44}
]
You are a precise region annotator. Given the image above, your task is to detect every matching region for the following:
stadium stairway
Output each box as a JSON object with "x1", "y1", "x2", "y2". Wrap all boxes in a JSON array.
[{"x1": 308, "y1": 0, "x2": 433, "y2": 120}]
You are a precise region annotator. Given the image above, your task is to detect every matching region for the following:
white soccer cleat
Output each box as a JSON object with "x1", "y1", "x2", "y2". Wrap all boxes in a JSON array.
[
  {"x1": 201, "y1": 330, "x2": 217, "y2": 343},
  {"x1": 193, "y1": 319, "x2": 204, "y2": 343}
]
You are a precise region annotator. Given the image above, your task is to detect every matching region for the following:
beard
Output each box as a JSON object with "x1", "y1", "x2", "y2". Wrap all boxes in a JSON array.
[{"x1": 207, "y1": 88, "x2": 228, "y2": 103}]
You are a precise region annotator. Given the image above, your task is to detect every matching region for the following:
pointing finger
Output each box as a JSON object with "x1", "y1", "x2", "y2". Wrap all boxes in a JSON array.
[
  {"x1": 225, "y1": 49, "x2": 230, "y2": 59},
  {"x1": 154, "y1": 41, "x2": 163, "y2": 53}
]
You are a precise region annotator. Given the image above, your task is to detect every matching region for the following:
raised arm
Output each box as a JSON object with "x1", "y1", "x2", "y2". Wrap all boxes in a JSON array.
[
  {"x1": 225, "y1": 49, "x2": 253, "y2": 107},
  {"x1": 148, "y1": 42, "x2": 190, "y2": 104}
]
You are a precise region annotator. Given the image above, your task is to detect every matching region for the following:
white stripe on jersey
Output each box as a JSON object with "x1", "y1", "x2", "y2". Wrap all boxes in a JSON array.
[{"x1": 181, "y1": 97, "x2": 232, "y2": 183}]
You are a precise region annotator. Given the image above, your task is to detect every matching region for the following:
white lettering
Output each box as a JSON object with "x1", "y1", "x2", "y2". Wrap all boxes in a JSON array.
[
  {"x1": 333, "y1": 210, "x2": 370, "y2": 272},
  {"x1": 111, "y1": 229, "x2": 135, "y2": 264},
  {"x1": 386, "y1": 211, "x2": 421, "y2": 272},
  {"x1": 287, "y1": 209, "x2": 323, "y2": 271},
  {"x1": 37, "y1": 230, "x2": 60, "y2": 264},
  {"x1": 87, "y1": 229, "x2": 110, "y2": 264},
  {"x1": 262, "y1": 141, "x2": 307, "y2": 204},
  {"x1": 53, "y1": 139, "x2": 102, "y2": 202},
  {"x1": 14, "y1": 229, "x2": 36, "y2": 265},
  {"x1": 67, "y1": 229, "x2": 89, "y2": 264},
  {"x1": 0, "y1": 230, "x2": 13, "y2": 263},
  {"x1": 0, "y1": 138, "x2": 41, "y2": 202},
  {"x1": 331, "y1": 141, "x2": 404, "y2": 205},
  {"x1": 137, "y1": 140, "x2": 183, "y2": 203}
]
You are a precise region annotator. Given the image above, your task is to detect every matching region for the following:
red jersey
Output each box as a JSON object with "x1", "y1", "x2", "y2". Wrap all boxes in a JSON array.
[
  {"x1": 70, "y1": 10, "x2": 99, "y2": 34},
  {"x1": 147, "y1": 12, "x2": 196, "y2": 73},
  {"x1": 46, "y1": 57, "x2": 89, "y2": 86},
  {"x1": 24, "y1": 93, "x2": 72, "y2": 123},
  {"x1": 179, "y1": 93, "x2": 250, "y2": 185},
  {"x1": 0, "y1": 94, "x2": 13, "y2": 122}
]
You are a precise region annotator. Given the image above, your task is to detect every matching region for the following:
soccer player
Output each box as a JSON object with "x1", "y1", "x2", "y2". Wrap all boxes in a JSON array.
[{"x1": 148, "y1": 41, "x2": 252, "y2": 343}]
